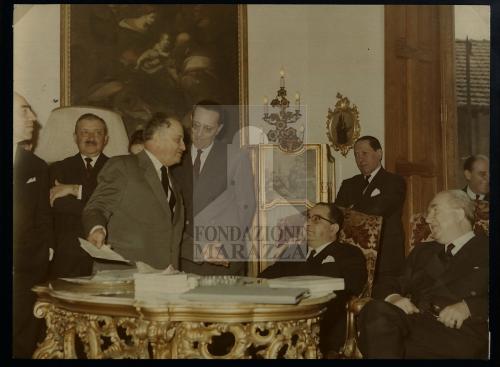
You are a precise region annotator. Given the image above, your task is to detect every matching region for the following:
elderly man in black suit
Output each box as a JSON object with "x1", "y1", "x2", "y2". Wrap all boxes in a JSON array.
[
  {"x1": 172, "y1": 100, "x2": 255, "y2": 276},
  {"x1": 462, "y1": 154, "x2": 489, "y2": 202},
  {"x1": 358, "y1": 190, "x2": 489, "y2": 359},
  {"x1": 48, "y1": 113, "x2": 109, "y2": 278},
  {"x1": 260, "y1": 203, "x2": 367, "y2": 356},
  {"x1": 335, "y1": 135, "x2": 406, "y2": 280},
  {"x1": 13, "y1": 92, "x2": 53, "y2": 358}
]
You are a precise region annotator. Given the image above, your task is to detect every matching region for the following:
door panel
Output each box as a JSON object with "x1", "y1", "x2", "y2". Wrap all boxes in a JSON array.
[{"x1": 385, "y1": 5, "x2": 457, "y2": 254}]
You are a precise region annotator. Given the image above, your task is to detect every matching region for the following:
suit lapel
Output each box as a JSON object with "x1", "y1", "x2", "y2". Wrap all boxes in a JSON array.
[
  {"x1": 423, "y1": 250, "x2": 448, "y2": 279},
  {"x1": 170, "y1": 174, "x2": 183, "y2": 223},
  {"x1": 362, "y1": 168, "x2": 385, "y2": 199},
  {"x1": 94, "y1": 154, "x2": 108, "y2": 171},
  {"x1": 438, "y1": 238, "x2": 476, "y2": 285},
  {"x1": 196, "y1": 141, "x2": 224, "y2": 185},
  {"x1": 138, "y1": 151, "x2": 172, "y2": 218}
]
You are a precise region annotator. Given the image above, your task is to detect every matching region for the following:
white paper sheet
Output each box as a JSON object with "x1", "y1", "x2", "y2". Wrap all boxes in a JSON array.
[{"x1": 79, "y1": 237, "x2": 131, "y2": 264}]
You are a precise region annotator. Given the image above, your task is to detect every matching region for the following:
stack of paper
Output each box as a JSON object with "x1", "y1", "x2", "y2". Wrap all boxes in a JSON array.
[
  {"x1": 180, "y1": 285, "x2": 308, "y2": 304},
  {"x1": 134, "y1": 273, "x2": 198, "y2": 297},
  {"x1": 267, "y1": 275, "x2": 345, "y2": 297}
]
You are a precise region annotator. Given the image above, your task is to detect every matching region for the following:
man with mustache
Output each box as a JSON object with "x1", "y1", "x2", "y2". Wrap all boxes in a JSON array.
[
  {"x1": 83, "y1": 113, "x2": 186, "y2": 270},
  {"x1": 13, "y1": 92, "x2": 53, "y2": 357},
  {"x1": 48, "y1": 113, "x2": 109, "y2": 278}
]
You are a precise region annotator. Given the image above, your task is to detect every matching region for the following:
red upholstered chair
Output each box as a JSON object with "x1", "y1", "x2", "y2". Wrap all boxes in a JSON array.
[{"x1": 335, "y1": 208, "x2": 383, "y2": 359}]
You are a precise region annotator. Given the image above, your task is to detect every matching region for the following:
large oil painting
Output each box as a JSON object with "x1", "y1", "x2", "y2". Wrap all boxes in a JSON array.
[{"x1": 61, "y1": 4, "x2": 247, "y2": 142}]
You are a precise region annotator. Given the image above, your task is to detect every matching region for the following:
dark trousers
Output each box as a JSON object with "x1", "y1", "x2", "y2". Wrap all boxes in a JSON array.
[
  {"x1": 13, "y1": 273, "x2": 45, "y2": 358},
  {"x1": 358, "y1": 299, "x2": 488, "y2": 359}
]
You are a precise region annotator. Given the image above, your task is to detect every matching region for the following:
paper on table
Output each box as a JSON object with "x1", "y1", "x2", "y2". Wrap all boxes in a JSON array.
[{"x1": 79, "y1": 237, "x2": 131, "y2": 264}]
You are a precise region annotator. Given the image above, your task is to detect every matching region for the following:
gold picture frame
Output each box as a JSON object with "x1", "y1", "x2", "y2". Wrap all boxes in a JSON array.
[
  {"x1": 253, "y1": 144, "x2": 335, "y2": 275},
  {"x1": 326, "y1": 93, "x2": 361, "y2": 157},
  {"x1": 60, "y1": 4, "x2": 248, "y2": 144}
]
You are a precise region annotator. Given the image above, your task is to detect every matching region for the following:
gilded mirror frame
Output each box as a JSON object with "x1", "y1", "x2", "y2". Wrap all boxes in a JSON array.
[{"x1": 326, "y1": 93, "x2": 360, "y2": 157}]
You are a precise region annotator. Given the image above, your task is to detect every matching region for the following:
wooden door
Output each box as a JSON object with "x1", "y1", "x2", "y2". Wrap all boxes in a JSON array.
[{"x1": 385, "y1": 5, "x2": 458, "y2": 255}]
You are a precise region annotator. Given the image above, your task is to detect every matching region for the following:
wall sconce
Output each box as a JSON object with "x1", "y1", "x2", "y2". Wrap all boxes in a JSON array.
[{"x1": 262, "y1": 68, "x2": 304, "y2": 153}]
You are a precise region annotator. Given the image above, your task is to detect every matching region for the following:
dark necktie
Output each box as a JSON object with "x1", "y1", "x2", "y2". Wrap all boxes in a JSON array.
[
  {"x1": 440, "y1": 243, "x2": 455, "y2": 265},
  {"x1": 307, "y1": 249, "x2": 317, "y2": 262},
  {"x1": 475, "y1": 194, "x2": 480, "y2": 201},
  {"x1": 161, "y1": 166, "x2": 176, "y2": 214},
  {"x1": 362, "y1": 174, "x2": 371, "y2": 192},
  {"x1": 84, "y1": 157, "x2": 93, "y2": 178},
  {"x1": 193, "y1": 149, "x2": 203, "y2": 177},
  {"x1": 445, "y1": 244, "x2": 455, "y2": 258}
]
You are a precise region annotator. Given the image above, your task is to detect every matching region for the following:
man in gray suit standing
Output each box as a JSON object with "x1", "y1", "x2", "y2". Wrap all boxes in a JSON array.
[
  {"x1": 83, "y1": 113, "x2": 186, "y2": 269},
  {"x1": 172, "y1": 101, "x2": 256, "y2": 275}
]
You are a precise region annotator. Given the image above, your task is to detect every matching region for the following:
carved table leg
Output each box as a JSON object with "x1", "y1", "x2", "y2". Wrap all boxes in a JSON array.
[{"x1": 32, "y1": 302, "x2": 66, "y2": 359}]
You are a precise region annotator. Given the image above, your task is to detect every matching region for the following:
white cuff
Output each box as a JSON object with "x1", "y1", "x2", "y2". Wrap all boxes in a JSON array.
[
  {"x1": 385, "y1": 293, "x2": 402, "y2": 303},
  {"x1": 77, "y1": 185, "x2": 82, "y2": 200}
]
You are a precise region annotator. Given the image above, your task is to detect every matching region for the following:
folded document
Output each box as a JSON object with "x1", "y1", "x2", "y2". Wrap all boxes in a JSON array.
[{"x1": 79, "y1": 237, "x2": 131, "y2": 263}]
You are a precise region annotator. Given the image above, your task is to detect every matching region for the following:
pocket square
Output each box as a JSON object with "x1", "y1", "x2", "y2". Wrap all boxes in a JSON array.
[
  {"x1": 473, "y1": 266, "x2": 480, "y2": 270},
  {"x1": 321, "y1": 255, "x2": 335, "y2": 264},
  {"x1": 26, "y1": 176, "x2": 37, "y2": 184},
  {"x1": 370, "y1": 188, "x2": 381, "y2": 197}
]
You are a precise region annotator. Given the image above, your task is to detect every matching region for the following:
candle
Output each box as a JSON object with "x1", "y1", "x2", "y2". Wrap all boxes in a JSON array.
[
  {"x1": 280, "y1": 68, "x2": 285, "y2": 88},
  {"x1": 264, "y1": 96, "x2": 269, "y2": 114}
]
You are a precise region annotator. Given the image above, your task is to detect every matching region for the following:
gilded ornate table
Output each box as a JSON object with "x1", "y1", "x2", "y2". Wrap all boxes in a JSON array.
[{"x1": 32, "y1": 282, "x2": 333, "y2": 359}]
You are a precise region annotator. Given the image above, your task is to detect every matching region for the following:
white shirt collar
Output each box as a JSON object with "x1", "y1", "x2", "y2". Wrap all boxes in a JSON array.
[
  {"x1": 308, "y1": 241, "x2": 333, "y2": 258},
  {"x1": 80, "y1": 154, "x2": 100, "y2": 167},
  {"x1": 446, "y1": 231, "x2": 475, "y2": 256},
  {"x1": 366, "y1": 165, "x2": 382, "y2": 182},
  {"x1": 466, "y1": 186, "x2": 485, "y2": 200},
  {"x1": 144, "y1": 148, "x2": 166, "y2": 180}
]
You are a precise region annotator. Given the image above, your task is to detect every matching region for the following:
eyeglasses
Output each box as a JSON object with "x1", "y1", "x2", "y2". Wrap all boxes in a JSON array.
[{"x1": 306, "y1": 214, "x2": 335, "y2": 224}]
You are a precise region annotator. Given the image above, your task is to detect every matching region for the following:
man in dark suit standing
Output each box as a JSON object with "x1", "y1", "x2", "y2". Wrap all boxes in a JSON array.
[
  {"x1": 83, "y1": 114, "x2": 185, "y2": 270},
  {"x1": 260, "y1": 203, "x2": 367, "y2": 355},
  {"x1": 172, "y1": 101, "x2": 255, "y2": 276},
  {"x1": 13, "y1": 92, "x2": 53, "y2": 358},
  {"x1": 48, "y1": 113, "x2": 109, "y2": 278},
  {"x1": 335, "y1": 135, "x2": 406, "y2": 280},
  {"x1": 358, "y1": 190, "x2": 488, "y2": 358},
  {"x1": 462, "y1": 155, "x2": 489, "y2": 202}
]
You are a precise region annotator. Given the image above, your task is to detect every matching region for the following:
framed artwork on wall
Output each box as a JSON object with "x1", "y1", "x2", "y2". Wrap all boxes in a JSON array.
[
  {"x1": 60, "y1": 4, "x2": 248, "y2": 143},
  {"x1": 250, "y1": 144, "x2": 336, "y2": 275},
  {"x1": 258, "y1": 144, "x2": 334, "y2": 208},
  {"x1": 326, "y1": 93, "x2": 361, "y2": 157}
]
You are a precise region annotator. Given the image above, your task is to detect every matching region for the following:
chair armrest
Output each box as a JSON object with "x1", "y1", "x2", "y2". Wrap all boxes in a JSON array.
[
  {"x1": 340, "y1": 296, "x2": 373, "y2": 358},
  {"x1": 347, "y1": 296, "x2": 373, "y2": 314}
]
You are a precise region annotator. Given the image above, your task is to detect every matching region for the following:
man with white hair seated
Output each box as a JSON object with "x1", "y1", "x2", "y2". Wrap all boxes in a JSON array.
[{"x1": 358, "y1": 190, "x2": 489, "y2": 358}]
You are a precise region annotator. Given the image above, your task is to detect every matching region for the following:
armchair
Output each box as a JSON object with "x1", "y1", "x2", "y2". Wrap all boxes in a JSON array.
[{"x1": 336, "y1": 208, "x2": 383, "y2": 359}]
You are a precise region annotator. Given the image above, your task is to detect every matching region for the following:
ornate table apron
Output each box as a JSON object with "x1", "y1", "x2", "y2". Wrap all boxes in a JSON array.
[{"x1": 32, "y1": 285, "x2": 331, "y2": 359}]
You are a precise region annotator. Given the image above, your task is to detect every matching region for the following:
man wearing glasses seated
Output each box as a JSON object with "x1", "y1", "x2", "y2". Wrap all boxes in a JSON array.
[
  {"x1": 259, "y1": 202, "x2": 367, "y2": 356},
  {"x1": 358, "y1": 190, "x2": 489, "y2": 359}
]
